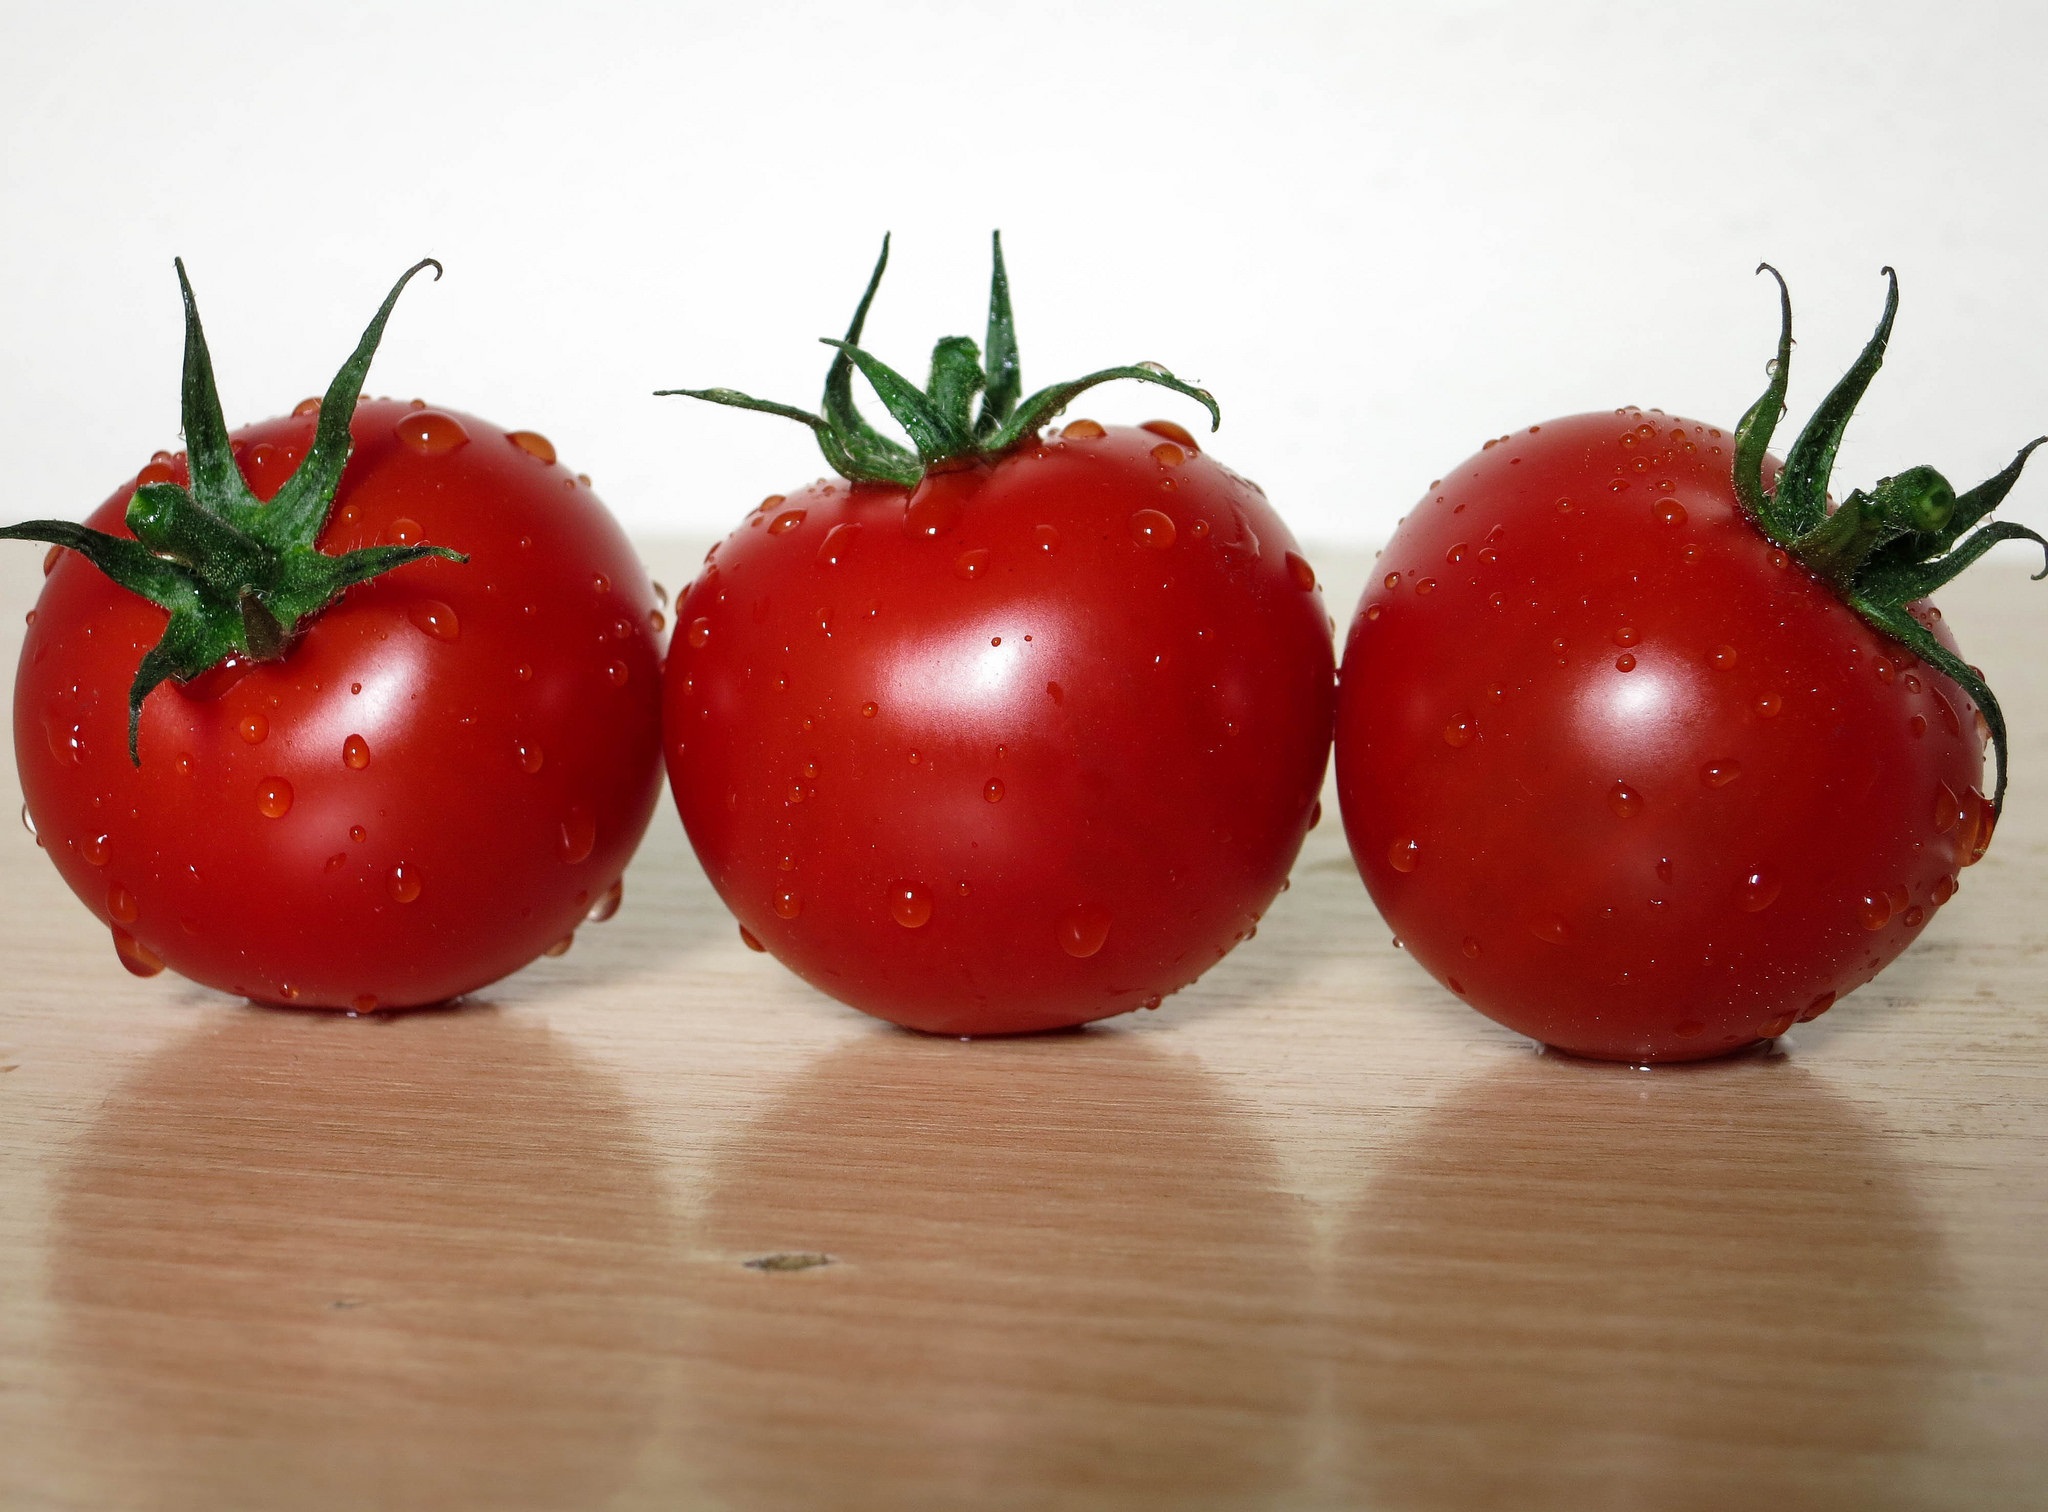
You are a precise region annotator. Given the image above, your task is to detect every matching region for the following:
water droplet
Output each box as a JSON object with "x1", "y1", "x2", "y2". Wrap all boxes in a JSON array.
[
  {"x1": 20, "y1": 804, "x2": 37, "y2": 839},
  {"x1": 292, "y1": 396, "x2": 322, "y2": 418},
  {"x1": 79, "y1": 832, "x2": 109, "y2": 866},
  {"x1": 1131, "y1": 509, "x2": 1176, "y2": 549},
  {"x1": 984, "y1": 778, "x2": 1005, "y2": 803},
  {"x1": 239, "y1": 712, "x2": 268, "y2": 745},
  {"x1": 107, "y1": 883, "x2": 139, "y2": 925},
  {"x1": 1612, "y1": 625, "x2": 1639, "y2": 647},
  {"x1": 1033, "y1": 523, "x2": 1061, "y2": 554},
  {"x1": 1284, "y1": 551, "x2": 1316, "y2": 591},
  {"x1": 771, "y1": 888, "x2": 802, "y2": 921},
  {"x1": 1932, "y1": 873, "x2": 1958, "y2": 904},
  {"x1": 510, "y1": 739, "x2": 544, "y2": 775},
  {"x1": 112, "y1": 928, "x2": 164, "y2": 978},
  {"x1": 543, "y1": 932, "x2": 575, "y2": 958},
  {"x1": 350, "y1": 825, "x2": 368, "y2": 844},
  {"x1": 1931, "y1": 690, "x2": 1961, "y2": 737},
  {"x1": 559, "y1": 805, "x2": 597, "y2": 864},
  {"x1": 1046, "y1": 681, "x2": 1065, "y2": 705},
  {"x1": 1614, "y1": 653, "x2": 1637, "y2": 672},
  {"x1": 394, "y1": 410, "x2": 469, "y2": 455},
  {"x1": 1062, "y1": 419, "x2": 1106, "y2": 439},
  {"x1": 1386, "y1": 836, "x2": 1420, "y2": 872},
  {"x1": 738, "y1": 925, "x2": 766, "y2": 952},
  {"x1": 1415, "y1": 578, "x2": 1437, "y2": 596},
  {"x1": 1461, "y1": 937, "x2": 1481, "y2": 959},
  {"x1": 1800, "y1": 991, "x2": 1836, "y2": 1022},
  {"x1": 766, "y1": 509, "x2": 808, "y2": 536},
  {"x1": 1876, "y1": 660, "x2": 1895, "y2": 685},
  {"x1": 1655, "y1": 500, "x2": 1688, "y2": 527},
  {"x1": 324, "y1": 852, "x2": 347, "y2": 874},
  {"x1": 861, "y1": 701, "x2": 878, "y2": 718},
  {"x1": 336, "y1": 734, "x2": 369, "y2": 771},
  {"x1": 1753, "y1": 692, "x2": 1783, "y2": 719},
  {"x1": 955, "y1": 547, "x2": 992, "y2": 580},
  {"x1": 1529, "y1": 915, "x2": 1571, "y2": 946},
  {"x1": 1308, "y1": 800, "x2": 1322, "y2": 830},
  {"x1": 408, "y1": 600, "x2": 460, "y2": 641},
  {"x1": 1608, "y1": 782, "x2": 1642, "y2": 818},
  {"x1": 1711, "y1": 645, "x2": 1738, "y2": 670},
  {"x1": 507, "y1": 429, "x2": 557, "y2": 463},
  {"x1": 1058, "y1": 903, "x2": 1113, "y2": 958},
  {"x1": 903, "y1": 489, "x2": 963, "y2": 538},
  {"x1": 888, "y1": 881, "x2": 933, "y2": 929},
  {"x1": 1903, "y1": 904, "x2": 1926, "y2": 927},
  {"x1": 1150, "y1": 440, "x2": 1186, "y2": 468},
  {"x1": 1858, "y1": 894, "x2": 1890, "y2": 930},
  {"x1": 1442, "y1": 714, "x2": 1474, "y2": 748},
  {"x1": 257, "y1": 777, "x2": 294, "y2": 819},
  {"x1": 389, "y1": 864, "x2": 422, "y2": 904},
  {"x1": 1933, "y1": 782, "x2": 1960, "y2": 833},
  {"x1": 1555, "y1": 497, "x2": 1574, "y2": 514},
  {"x1": 1140, "y1": 419, "x2": 1197, "y2": 449},
  {"x1": 605, "y1": 660, "x2": 630, "y2": 687},
  {"x1": 1738, "y1": 869, "x2": 1782, "y2": 911},
  {"x1": 1701, "y1": 761, "x2": 1741, "y2": 788}
]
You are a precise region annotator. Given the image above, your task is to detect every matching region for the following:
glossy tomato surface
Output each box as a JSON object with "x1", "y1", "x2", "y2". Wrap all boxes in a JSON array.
[
  {"x1": 666, "y1": 420, "x2": 1335, "y2": 1035},
  {"x1": 15, "y1": 398, "x2": 665, "y2": 1008},
  {"x1": 1336, "y1": 409, "x2": 1991, "y2": 1063}
]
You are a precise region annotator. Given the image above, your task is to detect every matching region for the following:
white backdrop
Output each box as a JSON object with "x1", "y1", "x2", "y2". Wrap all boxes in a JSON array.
[{"x1": 4, "y1": 0, "x2": 2044, "y2": 546}]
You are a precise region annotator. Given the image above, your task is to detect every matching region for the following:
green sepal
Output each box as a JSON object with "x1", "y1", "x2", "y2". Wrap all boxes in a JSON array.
[
  {"x1": 1745, "y1": 266, "x2": 2043, "y2": 812},
  {"x1": 659, "y1": 232, "x2": 1221, "y2": 483},
  {"x1": 3, "y1": 258, "x2": 462, "y2": 763}
]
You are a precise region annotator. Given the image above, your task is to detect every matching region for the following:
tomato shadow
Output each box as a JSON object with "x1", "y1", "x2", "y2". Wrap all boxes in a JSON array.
[
  {"x1": 674, "y1": 1029, "x2": 1319, "y2": 1511},
  {"x1": 48, "y1": 1005, "x2": 685, "y2": 1511},
  {"x1": 1325, "y1": 1050, "x2": 1960, "y2": 1511}
]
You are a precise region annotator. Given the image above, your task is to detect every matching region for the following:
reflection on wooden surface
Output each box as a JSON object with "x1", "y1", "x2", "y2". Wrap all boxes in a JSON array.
[
  {"x1": 683, "y1": 1031, "x2": 1316, "y2": 1511},
  {"x1": 53, "y1": 1007, "x2": 679, "y2": 1512},
  {"x1": 1333, "y1": 1051, "x2": 1951, "y2": 1512}
]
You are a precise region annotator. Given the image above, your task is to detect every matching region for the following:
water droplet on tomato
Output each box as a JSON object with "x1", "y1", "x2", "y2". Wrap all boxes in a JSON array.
[
  {"x1": 768, "y1": 509, "x2": 808, "y2": 536},
  {"x1": 388, "y1": 864, "x2": 422, "y2": 904},
  {"x1": 1308, "y1": 800, "x2": 1322, "y2": 830},
  {"x1": 1673, "y1": 1019, "x2": 1705, "y2": 1037},
  {"x1": 1442, "y1": 714, "x2": 1474, "y2": 748},
  {"x1": 1612, "y1": 625, "x2": 1639, "y2": 647},
  {"x1": 543, "y1": 932, "x2": 575, "y2": 958},
  {"x1": 342, "y1": 734, "x2": 370, "y2": 770},
  {"x1": 292, "y1": 396, "x2": 322, "y2": 418},
  {"x1": 20, "y1": 804, "x2": 37, "y2": 840},
  {"x1": 350, "y1": 825, "x2": 368, "y2": 844},
  {"x1": 112, "y1": 927, "x2": 163, "y2": 978},
  {"x1": 1711, "y1": 645, "x2": 1739, "y2": 670},
  {"x1": 1933, "y1": 782, "x2": 1960, "y2": 833},
  {"x1": 861, "y1": 701, "x2": 878, "y2": 718},
  {"x1": 984, "y1": 778, "x2": 1005, "y2": 803},
  {"x1": 514, "y1": 740, "x2": 545, "y2": 775},
  {"x1": 904, "y1": 489, "x2": 963, "y2": 538},
  {"x1": 507, "y1": 429, "x2": 556, "y2": 463},
  {"x1": 1701, "y1": 761, "x2": 1741, "y2": 788},
  {"x1": 889, "y1": 881, "x2": 933, "y2": 929},
  {"x1": 408, "y1": 600, "x2": 460, "y2": 641},
  {"x1": 1858, "y1": 894, "x2": 1890, "y2": 930},
  {"x1": 393, "y1": 410, "x2": 469, "y2": 455},
  {"x1": 1058, "y1": 903, "x2": 1113, "y2": 958},
  {"x1": 738, "y1": 925, "x2": 766, "y2": 952},
  {"x1": 1131, "y1": 509, "x2": 1176, "y2": 549},
  {"x1": 559, "y1": 805, "x2": 597, "y2": 864},
  {"x1": 80, "y1": 833, "x2": 109, "y2": 866},
  {"x1": 1140, "y1": 418, "x2": 1198, "y2": 450},
  {"x1": 1461, "y1": 937, "x2": 1481, "y2": 959},
  {"x1": 1284, "y1": 551, "x2": 1316, "y2": 591},
  {"x1": 1756, "y1": 692, "x2": 1783, "y2": 718},
  {"x1": 1655, "y1": 500, "x2": 1688, "y2": 526},
  {"x1": 1415, "y1": 578, "x2": 1436, "y2": 595},
  {"x1": 605, "y1": 660, "x2": 630, "y2": 687},
  {"x1": 324, "y1": 852, "x2": 346, "y2": 874},
  {"x1": 1063, "y1": 419, "x2": 1106, "y2": 439},
  {"x1": 1383, "y1": 572, "x2": 1401, "y2": 591},
  {"x1": 1738, "y1": 869, "x2": 1782, "y2": 911},
  {"x1": 579, "y1": 878, "x2": 622, "y2": 923},
  {"x1": 239, "y1": 712, "x2": 268, "y2": 745},
  {"x1": 1932, "y1": 873, "x2": 1958, "y2": 904},
  {"x1": 1365, "y1": 604, "x2": 1383, "y2": 622},
  {"x1": 955, "y1": 547, "x2": 992, "y2": 580},
  {"x1": 1529, "y1": 915, "x2": 1571, "y2": 946},
  {"x1": 257, "y1": 778, "x2": 294, "y2": 819},
  {"x1": 1800, "y1": 991, "x2": 1836, "y2": 1022},
  {"x1": 1386, "y1": 836, "x2": 1420, "y2": 872},
  {"x1": 107, "y1": 883, "x2": 139, "y2": 925},
  {"x1": 1931, "y1": 690, "x2": 1961, "y2": 737},
  {"x1": 1903, "y1": 904, "x2": 1926, "y2": 927},
  {"x1": 1608, "y1": 782, "x2": 1642, "y2": 818},
  {"x1": 1614, "y1": 653, "x2": 1637, "y2": 672}
]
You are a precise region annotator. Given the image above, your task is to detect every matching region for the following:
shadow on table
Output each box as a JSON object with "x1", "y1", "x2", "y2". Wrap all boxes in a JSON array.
[
  {"x1": 679, "y1": 1027, "x2": 1319, "y2": 1511},
  {"x1": 50, "y1": 1004, "x2": 681, "y2": 1512},
  {"x1": 1328, "y1": 1049, "x2": 1958, "y2": 1512}
]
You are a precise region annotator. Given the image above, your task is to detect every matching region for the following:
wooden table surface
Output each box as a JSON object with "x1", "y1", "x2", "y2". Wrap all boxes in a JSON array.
[{"x1": 1, "y1": 539, "x2": 2044, "y2": 1512}]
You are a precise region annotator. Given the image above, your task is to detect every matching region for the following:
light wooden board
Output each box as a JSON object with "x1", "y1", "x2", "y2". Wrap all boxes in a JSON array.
[{"x1": 1, "y1": 539, "x2": 2044, "y2": 1511}]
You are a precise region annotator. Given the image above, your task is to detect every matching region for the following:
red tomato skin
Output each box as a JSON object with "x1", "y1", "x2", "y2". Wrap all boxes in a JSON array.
[
  {"x1": 15, "y1": 399, "x2": 665, "y2": 1008},
  {"x1": 1336, "y1": 410, "x2": 1988, "y2": 1063},
  {"x1": 665, "y1": 423, "x2": 1334, "y2": 1035}
]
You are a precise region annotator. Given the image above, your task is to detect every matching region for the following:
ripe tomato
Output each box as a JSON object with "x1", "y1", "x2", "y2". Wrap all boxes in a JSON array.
[
  {"x1": 7, "y1": 263, "x2": 665, "y2": 1009},
  {"x1": 1336, "y1": 268, "x2": 2041, "y2": 1063},
  {"x1": 661, "y1": 237, "x2": 1333, "y2": 1034}
]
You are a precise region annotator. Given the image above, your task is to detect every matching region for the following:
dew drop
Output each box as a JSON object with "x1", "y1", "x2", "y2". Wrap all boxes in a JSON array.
[
  {"x1": 1858, "y1": 894, "x2": 1891, "y2": 930},
  {"x1": 543, "y1": 933, "x2": 575, "y2": 958},
  {"x1": 408, "y1": 600, "x2": 460, "y2": 641},
  {"x1": 292, "y1": 396, "x2": 322, "y2": 418},
  {"x1": 1150, "y1": 441, "x2": 1187, "y2": 468},
  {"x1": 1932, "y1": 873, "x2": 1958, "y2": 904},
  {"x1": 1756, "y1": 692, "x2": 1783, "y2": 718},
  {"x1": 1461, "y1": 937, "x2": 1482, "y2": 959},
  {"x1": 1701, "y1": 761, "x2": 1742, "y2": 788},
  {"x1": 772, "y1": 889, "x2": 802, "y2": 921},
  {"x1": 257, "y1": 777, "x2": 294, "y2": 819},
  {"x1": 888, "y1": 881, "x2": 933, "y2": 929},
  {"x1": 984, "y1": 778, "x2": 1005, "y2": 803},
  {"x1": 107, "y1": 883, "x2": 139, "y2": 925},
  {"x1": 1386, "y1": 836, "x2": 1420, "y2": 872},
  {"x1": 239, "y1": 712, "x2": 268, "y2": 745},
  {"x1": 1673, "y1": 1019, "x2": 1705, "y2": 1038},
  {"x1": 738, "y1": 925, "x2": 766, "y2": 952},
  {"x1": 1655, "y1": 500, "x2": 1688, "y2": 526},
  {"x1": 388, "y1": 864, "x2": 422, "y2": 904},
  {"x1": 1608, "y1": 782, "x2": 1642, "y2": 818},
  {"x1": 815, "y1": 521, "x2": 862, "y2": 568},
  {"x1": 80, "y1": 832, "x2": 109, "y2": 866},
  {"x1": 1903, "y1": 904, "x2": 1926, "y2": 927},
  {"x1": 1058, "y1": 903, "x2": 1113, "y2": 958},
  {"x1": 1383, "y1": 572, "x2": 1401, "y2": 591},
  {"x1": 861, "y1": 701, "x2": 878, "y2": 718},
  {"x1": 768, "y1": 509, "x2": 807, "y2": 536},
  {"x1": 559, "y1": 805, "x2": 597, "y2": 864},
  {"x1": 1529, "y1": 915, "x2": 1571, "y2": 946},
  {"x1": 1758, "y1": 1010, "x2": 1797, "y2": 1039},
  {"x1": 394, "y1": 410, "x2": 469, "y2": 455},
  {"x1": 1442, "y1": 714, "x2": 1473, "y2": 748},
  {"x1": 1615, "y1": 654, "x2": 1636, "y2": 672},
  {"x1": 350, "y1": 825, "x2": 368, "y2": 844},
  {"x1": 1931, "y1": 690, "x2": 1961, "y2": 737},
  {"x1": 1933, "y1": 782, "x2": 1960, "y2": 833},
  {"x1": 1062, "y1": 418, "x2": 1106, "y2": 440},
  {"x1": 112, "y1": 928, "x2": 164, "y2": 978},
  {"x1": 955, "y1": 547, "x2": 992, "y2": 580},
  {"x1": 1131, "y1": 509, "x2": 1177, "y2": 549},
  {"x1": 343, "y1": 734, "x2": 371, "y2": 770},
  {"x1": 19, "y1": 804, "x2": 36, "y2": 839},
  {"x1": 1612, "y1": 625, "x2": 1639, "y2": 648},
  {"x1": 1308, "y1": 800, "x2": 1322, "y2": 830},
  {"x1": 1415, "y1": 577, "x2": 1436, "y2": 595},
  {"x1": 1284, "y1": 551, "x2": 1316, "y2": 591},
  {"x1": 516, "y1": 741, "x2": 545, "y2": 775},
  {"x1": 1140, "y1": 418, "x2": 1198, "y2": 450},
  {"x1": 605, "y1": 660, "x2": 630, "y2": 687},
  {"x1": 1800, "y1": 991, "x2": 1837, "y2": 1022},
  {"x1": 1711, "y1": 645, "x2": 1739, "y2": 670},
  {"x1": 1034, "y1": 523, "x2": 1061, "y2": 553},
  {"x1": 1738, "y1": 869, "x2": 1782, "y2": 911},
  {"x1": 324, "y1": 853, "x2": 347, "y2": 874},
  {"x1": 506, "y1": 429, "x2": 557, "y2": 463},
  {"x1": 903, "y1": 489, "x2": 964, "y2": 539}
]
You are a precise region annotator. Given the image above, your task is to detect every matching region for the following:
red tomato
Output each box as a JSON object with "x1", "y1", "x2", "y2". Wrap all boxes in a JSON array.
[
  {"x1": 14, "y1": 394, "x2": 665, "y2": 1008},
  {"x1": 666, "y1": 418, "x2": 1333, "y2": 1034},
  {"x1": 1337, "y1": 407, "x2": 2004, "y2": 1062}
]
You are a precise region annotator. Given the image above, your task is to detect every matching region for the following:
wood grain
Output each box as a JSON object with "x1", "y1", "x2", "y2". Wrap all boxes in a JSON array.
[{"x1": 1, "y1": 540, "x2": 2044, "y2": 1511}]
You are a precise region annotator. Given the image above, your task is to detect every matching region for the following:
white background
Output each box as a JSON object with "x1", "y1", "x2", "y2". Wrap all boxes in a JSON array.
[{"x1": 3, "y1": 0, "x2": 2044, "y2": 547}]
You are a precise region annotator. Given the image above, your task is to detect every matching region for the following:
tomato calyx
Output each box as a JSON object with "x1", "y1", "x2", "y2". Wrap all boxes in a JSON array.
[
  {"x1": 0, "y1": 258, "x2": 466, "y2": 763},
  {"x1": 656, "y1": 232, "x2": 1220, "y2": 486},
  {"x1": 1733, "y1": 264, "x2": 2047, "y2": 810}
]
